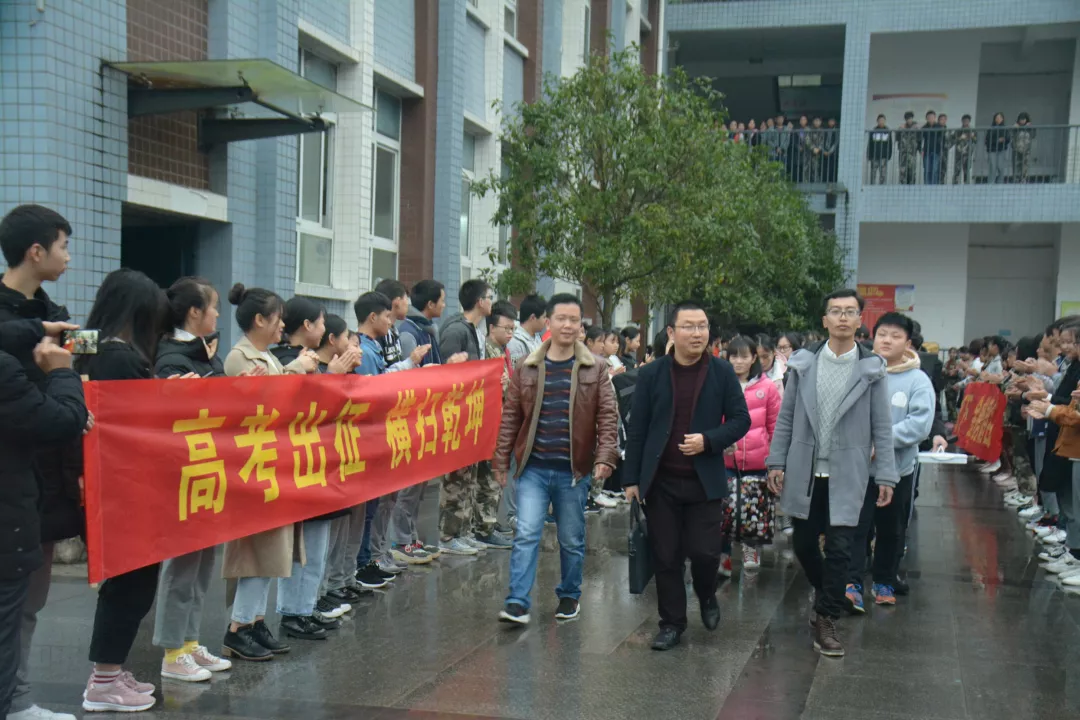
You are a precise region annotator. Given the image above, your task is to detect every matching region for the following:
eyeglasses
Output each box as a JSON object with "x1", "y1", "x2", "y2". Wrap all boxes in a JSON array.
[
  {"x1": 493, "y1": 324, "x2": 514, "y2": 333},
  {"x1": 675, "y1": 324, "x2": 710, "y2": 333},
  {"x1": 482, "y1": 295, "x2": 494, "y2": 302},
  {"x1": 826, "y1": 308, "x2": 861, "y2": 320}
]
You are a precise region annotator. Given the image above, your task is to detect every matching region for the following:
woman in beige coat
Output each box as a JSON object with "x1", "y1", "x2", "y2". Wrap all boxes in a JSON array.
[{"x1": 221, "y1": 284, "x2": 317, "y2": 662}]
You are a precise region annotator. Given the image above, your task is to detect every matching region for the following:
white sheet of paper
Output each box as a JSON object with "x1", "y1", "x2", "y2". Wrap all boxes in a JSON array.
[{"x1": 917, "y1": 452, "x2": 969, "y2": 465}]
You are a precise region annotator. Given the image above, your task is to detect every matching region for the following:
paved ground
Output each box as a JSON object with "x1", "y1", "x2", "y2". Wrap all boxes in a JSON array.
[{"x1": 27, "y1": 465, "x2": 1080, "y2": 719}]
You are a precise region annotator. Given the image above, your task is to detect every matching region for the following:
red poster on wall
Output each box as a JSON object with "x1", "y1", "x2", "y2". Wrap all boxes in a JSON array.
[{"x1": 857, "y1": 284, "x2": 916, "y2": 332}]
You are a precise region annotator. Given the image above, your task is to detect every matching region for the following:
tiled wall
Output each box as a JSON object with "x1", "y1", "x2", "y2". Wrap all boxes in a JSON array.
[
  {"x1": 299, "y1": 0, "x2": 351, "y2": 46},
  {"x1": 463, "y1": 16, "x2": 487, "y2": 118},
  {"x1": 434, "y1": 0, "x2": 468, "y2": 310},
  {"x1": 127, "y1": 0, "x2": 210, "y2": 190},
  {"x1": 374, "y1": 0, "x2": 415, "y2": 80},
  {"x1": 0, "y1": 0, "x2": 128, "y2": 323}
]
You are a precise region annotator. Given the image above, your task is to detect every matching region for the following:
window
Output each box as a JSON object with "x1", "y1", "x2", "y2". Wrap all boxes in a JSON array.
[
  {"x1": 371, "y1": 90, "x2": 402, "y2": 271},
  {"x1": 504, "y1": 2, "x2": 517, "y2": 38},
  {"x1": 296, "y1": 50, "x2": 338, "y2": 286},
  {"x1": 582, "y1": 2, "x2": 591, "y2": 62},
  {"x1": 371, "y1": 248, "x2": 398, "y2": 288},
  {"x1": 460, "y1": 177, "x2": 472, "y2": 257},
  {"x1": 467, "y1": 0, "x2": 478, "y2": 6},
  {"x1": 462, "y1": 132, "x2": 476, "y2": 173}
]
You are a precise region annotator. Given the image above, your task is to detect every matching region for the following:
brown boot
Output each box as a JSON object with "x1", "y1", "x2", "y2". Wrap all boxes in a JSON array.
[{"x1": 813, "y1": 614, "x2": 845, "y2": 657}]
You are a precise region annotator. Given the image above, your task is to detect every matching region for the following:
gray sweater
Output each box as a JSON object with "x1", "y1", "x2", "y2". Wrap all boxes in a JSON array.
[{"x1": 815, "y1": 343, "x2": 858, "y2": 476}]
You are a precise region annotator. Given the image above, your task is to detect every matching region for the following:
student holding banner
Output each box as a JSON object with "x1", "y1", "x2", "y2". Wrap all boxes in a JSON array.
[
  {"x1": 77, "y1": 270, "x2": 173, "y2": 713},
  {"x1": 220, "y1": 285, "x2": 317, "y2": 664}
]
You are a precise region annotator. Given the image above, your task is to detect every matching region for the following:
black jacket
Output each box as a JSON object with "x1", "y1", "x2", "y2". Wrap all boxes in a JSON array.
[
  {"x1": 0, "y1": 280, "x2": 86, "y2": 543},
  {"x1": 271, "y1": 344, "x2": 304, "y2": 367},
  {"x1": 154, "y1": 334, "x2": 224, "y2": 378},
  {"x1": 1042, "y1": 361, "x2": 1080, "y2": 491},
  {"x1": 921, "y1": 123, "x2": 945, "y2": 154},
  {"x1": 0, "y1": 320, "x2": 88, "y2": 579},
  {"x1": 985, "y1": 124, "x2": 1011, "y2": 153},
  {"x1": 622, "y1": 354, "x2": 751, "y2": 501},
  {"x1": 77, "y1": 341, "x2": 153, "y2": 382},
  {"x1": 867, "y1": 129, "x2": 893, "y2": 161}
]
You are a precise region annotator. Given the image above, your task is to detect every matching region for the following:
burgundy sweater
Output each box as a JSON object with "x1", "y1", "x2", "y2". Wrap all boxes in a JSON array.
[{"x1": 660, "y1": 354, "x2": 709, "y2": 477}]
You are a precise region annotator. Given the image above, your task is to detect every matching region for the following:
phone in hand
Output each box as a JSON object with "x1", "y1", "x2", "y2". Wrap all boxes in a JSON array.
[{"x1": 62, "y1": 329, "x2": 98, "y2": 355}]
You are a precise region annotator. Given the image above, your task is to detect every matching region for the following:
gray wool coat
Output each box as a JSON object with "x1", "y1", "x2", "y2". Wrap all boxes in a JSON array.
[{"x1": 766, "y1": 344, "x2": 899, "y2": 527}]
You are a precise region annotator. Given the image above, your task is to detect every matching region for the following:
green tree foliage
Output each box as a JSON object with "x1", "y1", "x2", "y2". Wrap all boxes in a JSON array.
[{"x1": 474, "y1": 45, "x2": 844, "y2": 329}]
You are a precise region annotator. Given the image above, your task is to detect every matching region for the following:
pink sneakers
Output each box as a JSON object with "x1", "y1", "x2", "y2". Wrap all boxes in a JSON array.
[
  {"x1": 82, "y1": 674, "x2": 156, "y2": 713},
  {"x1": 191, "y1": 644, "x2": 233, "y2": 672},
  {"x1": 161, "y1": 654, "x2": 212, "y2": 683}
]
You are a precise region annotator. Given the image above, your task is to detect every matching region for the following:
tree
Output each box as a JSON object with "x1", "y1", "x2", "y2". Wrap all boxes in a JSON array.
[{"x1": 475, "y1": 44, "x2": 843, "y2": 329}]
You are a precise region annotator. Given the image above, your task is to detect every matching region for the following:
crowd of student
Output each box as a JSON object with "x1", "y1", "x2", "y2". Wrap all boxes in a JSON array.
[
  {"x1": 866, "y1": 110, "x2": 1037, "y2": 185},
  {"x1": 1, "y1": 201, "x2": 1064, "y2": 718},
  {"x1": 936, "y1": 322, "x2": 1080, "y2": 588},
  {"x1": 723, "y1": 115, "x2": 841, "y2": 183}
]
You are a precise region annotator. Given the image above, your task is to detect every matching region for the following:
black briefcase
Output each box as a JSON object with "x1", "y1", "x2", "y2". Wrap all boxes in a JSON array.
[{"x1": 628, "y1": 498, "x2": 653, "y2": 594}]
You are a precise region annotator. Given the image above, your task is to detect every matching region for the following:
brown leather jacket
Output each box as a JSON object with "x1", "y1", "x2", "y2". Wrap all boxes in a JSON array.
[
  {"x1": 1049, "y1": 402, "x2": 1080, "y2": 459},
  {"x1": 493, "y1": 340, "x2": 619, "y2": 481}
]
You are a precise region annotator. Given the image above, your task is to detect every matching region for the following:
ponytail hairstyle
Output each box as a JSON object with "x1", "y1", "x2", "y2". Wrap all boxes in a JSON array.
[
  {"x1": 229, "y1": 283, "x2": 284, "y2": 333},
  {"x1": 320, "y1": 313, "x2": 349, "y2": 349},
  {"x1": 585, "y1": 325, "x2": 607, "y2": 351},
  {"x1": 281, "y1": 296, "x2": 325, "y2": 337},
  {"x1": 726, "y1": 334, "x2": 762, "y2": 380},
  {"x1": 166, "y1": 276, "x2": 216, "y2": 331}
]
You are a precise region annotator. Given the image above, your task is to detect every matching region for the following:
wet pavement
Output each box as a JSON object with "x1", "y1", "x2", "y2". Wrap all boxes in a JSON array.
[{"x1": 28, "y1": 465, "x2": 1080, "y2": 718}]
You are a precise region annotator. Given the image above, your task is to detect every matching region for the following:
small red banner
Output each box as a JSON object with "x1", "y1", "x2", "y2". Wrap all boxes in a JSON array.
[
  {"x1": 954, "y1": 382, "x2": 1006, "y2": 463},
  {"x1": 82, "y1": 360, "x2": 504, "y2": 584}
]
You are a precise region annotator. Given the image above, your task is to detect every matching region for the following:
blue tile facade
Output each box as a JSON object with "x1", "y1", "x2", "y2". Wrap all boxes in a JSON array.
[
  {"x1": 0, "y1": 0, "x2": 127, "y2": 323},
  {"x1": 434, "y1": 0, "x2": 468, "y2": 311},
  {"x1": 299, "y1": 0, "x2": 350, "y2": 45},
  {"x1": 463, "y1": 17, "x2": 487, "y2": 118},
  {"x1": 374, "y1": 0, "x2": 416, "y2": 81}
]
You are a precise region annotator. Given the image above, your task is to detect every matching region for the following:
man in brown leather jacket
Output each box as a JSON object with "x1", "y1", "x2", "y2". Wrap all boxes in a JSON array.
[{"x1": 493, "y1": 294, "x2": 619, "y2": 626}]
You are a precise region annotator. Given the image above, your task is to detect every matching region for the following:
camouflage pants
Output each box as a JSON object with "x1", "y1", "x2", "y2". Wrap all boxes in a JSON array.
[
  {"x1": 938, "y1": 151, "x2": 950, "y2": 184},
  {"x1": 898, "y1": 153, "x2": 918, "y2": 185},
  {"x1": 473, "y1": 461, "x2": 503, "y2": 535},
  {"x1": 952, "y1": 151, "x2": 973, "y2": 184},
  {"x1": 804, "y1": 154, "x2": 823, "y2": 182},
  {"x1": 870, "y1": 159, "x2": 888, "y2": 185},
  {"x1": 439, "y1": 463, "x2": 478, "y2": 539},
  {"x1": 1013, "y1": 150, "x2": 1030, "y2": 183}
]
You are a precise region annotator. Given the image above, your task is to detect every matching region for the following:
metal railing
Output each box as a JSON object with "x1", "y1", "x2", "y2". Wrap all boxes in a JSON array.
[
  {"x1": 742, "y1": 127, "x2": 842, "y2": 183},
  {"x1": 862, "y1": 125, "x2": 1080, "y2": 186}
]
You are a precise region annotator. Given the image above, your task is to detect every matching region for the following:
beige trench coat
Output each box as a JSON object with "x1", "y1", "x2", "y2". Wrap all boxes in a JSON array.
[{"x1": 221, "y1": 336, "x2": 310, "y2": 579}]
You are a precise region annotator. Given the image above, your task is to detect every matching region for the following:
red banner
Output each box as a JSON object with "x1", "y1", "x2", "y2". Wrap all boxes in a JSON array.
[
  {"x1": 82, "y1": 360, "x2": 504, "y2": 583},
  {"x1": 954, "y1": 382, "x2": 1006, "y2": 463}
]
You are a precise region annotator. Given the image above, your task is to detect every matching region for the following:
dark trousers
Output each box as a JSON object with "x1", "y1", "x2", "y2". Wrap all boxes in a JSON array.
[
  {"x1": 791, "y1": 477, "x2": 858, "y2": 620},
  {"x1": 849, "y1": 474, "x2": 915, "y2": 586},
  {"x1": 89, "y1": 563, "x2": 160, "y2": 665},
  {"x1": 0, "y1": 575, "x2": 31, "y2": 716},
  {"x1": 645, "y1": 473, "x2": 725, "y2": 632}
]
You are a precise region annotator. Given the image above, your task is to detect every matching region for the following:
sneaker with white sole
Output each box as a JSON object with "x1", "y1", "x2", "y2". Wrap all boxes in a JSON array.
[
  {"x1": 376, "y1": 556, "x2": 408, "y2": 574},
  {"x1": 391, "y1": 544, "x2": 434, "y2": 565},
  {"x1": 439, "y1": 537, "x2": 479, "y2": 556},
  {"x1": 1061, "y1": 571, "x2": 1080, "y2": 586},
  {"x1": 463, "y1": 536, "x2": 489, "y2": 551},
  {"x1": 1035, "y1": 524, "x2": 1058, "y2": 538},
  {"x1": 979, "y1": 460, "x2": 1002, "y2": 474},
  {"x1": 498, "y1": 602, "x2": 531, "y2": 625},
  {"x1": 1042, "y1": 529, "x2": 1068, "y2": 545},
  {"x1": 1058, "y1": 565, "x2": 1080, "y2": 581},
  {"x1": 594, "y1": 493, "x2": 618, "y2": 509},
  {"x1": 1005, "y1": 494, "x2": 1035, "y2": 507},
  {"x1": 1040, "y1": 545, "x2": 1069, "y2": 562},
  {"x1": 8, "y1": 705, "x2": 77, "y2": 720},
  {"x1": 191, "y1": 644, "x2": 232, "y2": 672},
  {"x1": 742, "y1": 545, "x2": 760, "y2": 570},
  {"x1": 316, "y1": 595, "x2": 349, "y2": 618},
  {"x1": 1018, "y1": 505, "x2": 1044, "y2": 520},
  {"x1": 82, "y1": 678, "x2": 156, "y2": 713},
  {"x1": 161, "y1": 653, "x2": 212, "y2": 683},
  {"x1": 1043, "y1": 555, "x2": 1080, "y2": 574}
]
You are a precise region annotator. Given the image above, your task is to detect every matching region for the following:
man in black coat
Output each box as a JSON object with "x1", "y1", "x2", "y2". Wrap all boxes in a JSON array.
[
  {"x1": 0, "y1": 318, "x2": 88, "y2": 717},
  {"x1": 624, "y1": 301, "x2": 751, "y2": 651},
  {"x1": 0, "y1": 204, "x2": 87, "y2": 719}
]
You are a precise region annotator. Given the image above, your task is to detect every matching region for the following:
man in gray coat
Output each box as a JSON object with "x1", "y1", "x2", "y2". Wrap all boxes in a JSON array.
[{"x1": 766, "y1": 289, "x2": 898, "y2": 658}]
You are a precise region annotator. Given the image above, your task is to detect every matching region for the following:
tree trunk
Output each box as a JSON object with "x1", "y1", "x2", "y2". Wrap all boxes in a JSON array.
[{"x1": 599, "y1": 290, "x2": 616, "y2": 328}]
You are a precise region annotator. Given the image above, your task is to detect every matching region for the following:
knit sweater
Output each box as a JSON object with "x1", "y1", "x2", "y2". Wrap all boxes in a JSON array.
[{"x1": 815, "y1": 342, "x2": 858, "y2": 476}]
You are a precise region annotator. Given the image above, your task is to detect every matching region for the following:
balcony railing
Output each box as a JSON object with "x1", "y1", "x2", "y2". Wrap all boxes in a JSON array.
[
  {"x1": 747, "y1": 127, "x2": 842, "y2": 184},
  {"x1": 862, "y1": 125, "x2": 1080, "y2": 186}
]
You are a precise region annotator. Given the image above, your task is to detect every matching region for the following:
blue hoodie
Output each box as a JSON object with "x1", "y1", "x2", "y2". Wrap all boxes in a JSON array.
[
  {"x1": 886, "y1": 349, "x2": 936, "y2": 476},
  {"x1": 356, "y1": 332, "x2": 386, "y2": 376}
]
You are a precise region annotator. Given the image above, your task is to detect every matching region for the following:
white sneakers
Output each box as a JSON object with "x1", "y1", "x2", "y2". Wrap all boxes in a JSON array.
[
  {"x1": 1041, "y1": 528, "x2": 1068, "y2": 545},
  {"x1": 979, "y1": 460, "x2": 1002, "y2": 474},
  {"x1": 1043, "y1": 554, "x2": 1080, "y2": 574},
  {"x1": 8, "y1": 706, "x2": 77, "y2": 720},
  {"x1": 1018, "y1": 505, "x2": 1043, "y2": 520},
  {"x1": 742, "y1": 545, "x2": 760, "y2": 570},
  {"x1": 594, "y1": 493, "x2": 619, "y2": 509}
]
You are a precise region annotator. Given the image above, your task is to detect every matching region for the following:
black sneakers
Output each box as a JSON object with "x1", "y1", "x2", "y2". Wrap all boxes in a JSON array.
[
  {"x1": 555, "y1": 598, "x2": 580, "y2": 621},
  {"x1": 498, "y1": 603, "x2": 531, "y2": 626},
  {"x1": 280, "y1": 615, "x2": 328, "y2": 640},
  {"x1": 355, "y1": 563, "x2": 391, "y2": 589},
  {"x1": 585, "y1": 498, "x2": 602, "y2": 515}
]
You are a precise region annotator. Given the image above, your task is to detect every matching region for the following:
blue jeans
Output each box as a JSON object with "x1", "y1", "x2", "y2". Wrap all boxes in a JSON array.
[
  {"x1": 356, "y1": 497, "x2": 379, "y2": 567},
  {"x1": 506, "y1": 464, "x2": 589, "y2": 610},
  {"x1": 277, "y1": 520, "x2": 331, "y2": 617},
  {"x1": 923, "y1": 152, "x2": 940, "y2": 184}
]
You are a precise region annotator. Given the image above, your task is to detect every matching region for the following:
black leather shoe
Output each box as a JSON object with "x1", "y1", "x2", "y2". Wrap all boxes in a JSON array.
[
  {"x1": 651, "y1": 627, "x2": 682, "y2": 651},
  {"x1": 280, "y1": 615, "x2": 328, "y2": 640},
  {"x1": 892, "y1": 577, "x2": 910, "y2": 596},
  {"x1": 700, "y1": 595, "x2": 720, "y2": 631},
  {"x1": 222, "y1": 625, "x2": 273, "y2": 661},
  {"x1": 251, "y1": 619, "x2": 290, "y2": 654},
  {"x1": 310, "y1": 611, "x2": 342, "y2": 630}
]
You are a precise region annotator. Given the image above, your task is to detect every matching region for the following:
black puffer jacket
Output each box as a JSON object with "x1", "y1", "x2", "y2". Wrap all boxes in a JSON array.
[
  {"x1": 0, "y1": 280, "x2": 85, "y2": 543},
  {"x1": 154, "y1": 333, "x2": 224, "y2": 378},
  {"x1": 0, "y1": 320, "x2": 88, "y2": 579}
]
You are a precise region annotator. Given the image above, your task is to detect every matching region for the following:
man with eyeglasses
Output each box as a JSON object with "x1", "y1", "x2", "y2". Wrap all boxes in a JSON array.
[
  {"x1": 766, "y1": 289, "x2": 898, "y2": 658},
  {"x1": 494, "y1": 294, "x2": 618, "y2": 625},
  {"x1": 623, "y1": 301, "x2": 750, "y2": 651}
]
